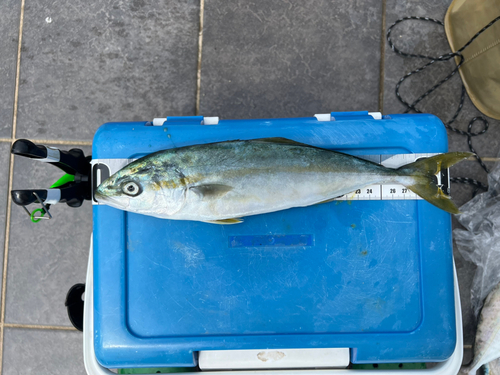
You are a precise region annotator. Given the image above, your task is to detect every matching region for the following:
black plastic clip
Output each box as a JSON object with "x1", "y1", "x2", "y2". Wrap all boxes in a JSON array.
[{"x1": 10, "y1": 139, "x2": 92, "y2": 222}]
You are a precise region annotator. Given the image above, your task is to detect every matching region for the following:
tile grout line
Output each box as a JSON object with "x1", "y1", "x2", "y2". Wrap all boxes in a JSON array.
[
  {"x1": 27, "y1": 139, "x2": 93, "y2": 146},
  {"x1": 0, "y1": 156, "x2": 14, "y2": 372},
  {"x1": 195, "y1": 0, "x2": 205, "y2": 116},
  {"x1": 378, "y1": 0, "x2": 387, "y2": 113},
  {"x1": 0, "y1": 0, "x2": 25, "y2": 372},
  {"x1": 2, "y1": 135, "x2": 500, "y2": 162},
  {"x1": 10, "y1": 0, "x2": 25, "y2": 141},
  {"x1": 4, "y1": 135, "x2": 498, "y2": 162},
  {"x1": 0, "y1": 138, "x2": 92, "y2": 146},
  {"x1": 3, "y1": 323, "x2": 76, "y2": 331}
]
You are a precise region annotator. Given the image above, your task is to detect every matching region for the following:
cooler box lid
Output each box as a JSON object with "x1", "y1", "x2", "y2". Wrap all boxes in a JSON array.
[{"x1": 92, "y1": 112, "x2": 456, "y2": 368}]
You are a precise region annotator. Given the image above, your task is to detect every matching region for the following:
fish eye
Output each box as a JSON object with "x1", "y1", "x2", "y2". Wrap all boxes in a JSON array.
[{"x1": 122, "y1": 181, "x2": 141, "y2": 197}]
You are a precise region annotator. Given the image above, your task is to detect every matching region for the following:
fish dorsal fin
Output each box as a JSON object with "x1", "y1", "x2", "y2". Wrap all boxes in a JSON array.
[
  {"x1": 250, "y1": 137, "x2": 310, "y2": 147},
  {"x1": 203, "y1": 218, "x2": 243, "y2": 225},
  {"x1": 189, "y1": 184, "x2": 232, "y2": 198}
]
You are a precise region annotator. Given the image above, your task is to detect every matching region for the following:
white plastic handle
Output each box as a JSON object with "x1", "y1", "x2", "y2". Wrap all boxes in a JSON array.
[{"x1": 152, "y1": 118, "x2": 167, "y2": 126}]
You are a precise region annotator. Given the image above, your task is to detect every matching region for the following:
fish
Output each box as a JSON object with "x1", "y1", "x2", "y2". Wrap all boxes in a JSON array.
[
  {"x1": 483, "y1": 358, "x2": 500, "y2": 375},
  {"x1": 95, "y1": 138, "x2": 472, "y2": 224},
  {"x1": 462, "y1": 282, "x2": 500, "y2": 375}
]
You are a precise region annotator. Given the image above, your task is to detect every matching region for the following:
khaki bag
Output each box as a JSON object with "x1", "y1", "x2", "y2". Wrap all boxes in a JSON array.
[{"x1": 445, "y1": 0, "x2": 500, "y2": 120}]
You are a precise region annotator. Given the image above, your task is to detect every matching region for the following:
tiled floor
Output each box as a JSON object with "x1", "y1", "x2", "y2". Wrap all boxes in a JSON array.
[
  {"x1": 0, "y1": 0, "x2": 498, "y2": 373},
  {"x1": 200, "y1": 0, "x2": 382, "y2": 119}
]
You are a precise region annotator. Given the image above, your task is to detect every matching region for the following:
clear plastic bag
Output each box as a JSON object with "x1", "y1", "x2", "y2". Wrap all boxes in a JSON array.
[{"x1": 454, "y1": 157, "x2": 500, "y2": 317}]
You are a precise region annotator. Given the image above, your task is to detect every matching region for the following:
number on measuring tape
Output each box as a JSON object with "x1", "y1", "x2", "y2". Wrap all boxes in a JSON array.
[
  {"x1": 381, "y1": 184, "x2": 419, "y2": 200},
  {"x1": 332, "y1": 153, "x2": 441, "y2": 202}
]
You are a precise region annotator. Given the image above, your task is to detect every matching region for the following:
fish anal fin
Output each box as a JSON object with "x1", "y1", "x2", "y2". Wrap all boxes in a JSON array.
[
  {"x1": 315, "y1": 197, "x2": 341, "y2": 205},
  {"x1": 190, "y1": 184, "x2": 232, "y2": 198},
  {"x1": 204, "y1": 218, "x2": 243, "y2": 225}
]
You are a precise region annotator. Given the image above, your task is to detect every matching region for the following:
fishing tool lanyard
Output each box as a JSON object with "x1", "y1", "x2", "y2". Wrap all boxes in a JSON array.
[{"x1": 387, "y1": 15, "x2": 500, "y2": 196}]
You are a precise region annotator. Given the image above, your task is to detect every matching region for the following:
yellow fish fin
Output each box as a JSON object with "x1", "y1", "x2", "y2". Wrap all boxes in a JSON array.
[
  {"x1": 314, "y1": 197, "x2": 340, "y2": 205},
  {"x1": 203, "y1": 218, "x2": 243, "y2": 225},
  {"x1": 397, "y1": 152, "x2": 473, "y2": 214}
]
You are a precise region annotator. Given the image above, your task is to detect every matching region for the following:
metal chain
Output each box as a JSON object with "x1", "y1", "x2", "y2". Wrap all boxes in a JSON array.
[{"x1": 387, "y1": 15, "x2": 500, "y2": 194}]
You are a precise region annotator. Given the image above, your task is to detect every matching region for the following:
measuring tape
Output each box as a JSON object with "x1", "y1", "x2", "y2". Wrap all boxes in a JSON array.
[
  {"x1": 91, "y1": 153, "x2": 449, "y2": 204},
  {"x1": 333, "y1": 153, "x2": 449, "y2": 201}
]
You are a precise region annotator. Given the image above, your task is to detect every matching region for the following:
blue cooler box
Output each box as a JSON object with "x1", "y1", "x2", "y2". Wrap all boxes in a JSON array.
[{"x1": 92, "y1": 111, "x2": 456, "y2": 369}]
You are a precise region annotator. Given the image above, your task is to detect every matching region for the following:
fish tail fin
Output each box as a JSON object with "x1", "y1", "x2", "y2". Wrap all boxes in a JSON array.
[{"x1": 396, "y1": 152, "x2": 473, "y2": 214}]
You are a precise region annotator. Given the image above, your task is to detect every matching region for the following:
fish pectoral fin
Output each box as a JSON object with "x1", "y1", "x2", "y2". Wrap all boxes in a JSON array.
[
  {"x1": 203, "y1": 218, "x2": 243, "y2": 225},
  {"x1": 189, "y1": 184, "x2": 233, "y2": 198}
]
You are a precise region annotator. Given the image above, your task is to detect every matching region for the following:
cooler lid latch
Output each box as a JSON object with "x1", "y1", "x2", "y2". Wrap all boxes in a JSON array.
[
  {"x1": 314, "y1": 111, "x2": 382, "y2": 121},
  {"x1": 152, "y1": 116, "x2": 220, "y2": 126}
]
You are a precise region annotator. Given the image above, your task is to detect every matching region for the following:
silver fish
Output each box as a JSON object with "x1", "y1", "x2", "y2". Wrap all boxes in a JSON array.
[
  {"x1": 483, "y1": 358, "x2": 500, "y2": 375},
  {"x1": 95, "y1": 138, "x2": 471, "y2": 223},
  {"x1": 463, "y1": 282, "x2": 500, "y2": 375}
]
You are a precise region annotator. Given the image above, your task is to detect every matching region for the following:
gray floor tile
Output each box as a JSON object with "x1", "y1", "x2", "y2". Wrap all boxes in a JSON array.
[
  {"x1": 383, "y1": 0, "x2": 500, "y2": 350},
  {"x1": 199, "y1": 0, "x2": 382, "y2": 119},
  {"x1": 6, "y1": 144, "x2": 92, "y2": 326},
  {"x1": 0, "y1": 0, "x2": 21, "y2": 138},
  {"x1": 17, "y1": 0, "x2": 200, "y2": 141},
  {"x1": 0, "y1": 143, "x2": 11, "y2": 294},
  {"x1": 2, "y1": 328, "x2": 85, "y2": 375}
]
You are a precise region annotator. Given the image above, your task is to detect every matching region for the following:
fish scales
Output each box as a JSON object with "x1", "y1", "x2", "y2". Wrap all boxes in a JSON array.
[
  {"x1": 95, "y1": 138, "x2": 471, "y2": 222},
  {"x1": 172, "y1": 142, "x2": 393, "y2": 220}
]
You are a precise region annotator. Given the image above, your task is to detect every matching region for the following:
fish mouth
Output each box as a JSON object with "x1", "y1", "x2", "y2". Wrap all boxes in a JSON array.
[
  {"x1": 94, "y1": 191, "x2": 127, "y2": 209},
  {"x1": 94, "y1": 191, "x2": 106, "y2": 202}
]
